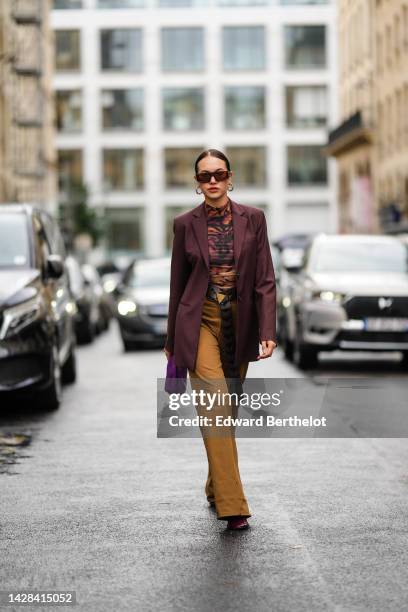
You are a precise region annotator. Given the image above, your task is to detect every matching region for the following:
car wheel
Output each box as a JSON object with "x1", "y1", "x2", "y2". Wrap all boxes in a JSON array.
[
  {"x1": 62, "y1": 345, "x2": 77, "y2": 384},
  {"x1": 39, "y1": 341, "x2": 62, "y2": 410},
  {"x1": 401, "y1": 352, "x2": 408, "y2": 367},
  {"x1": 103, "y1": 315, "x2": 110, "y2": 331},
  {"x1": 123, "y1": 338, "x2": 140, "y2": 352},
  {"x1": 81, "y1": 320, "x2": 95, "y2": 344},
  {"x1": 293, "y1": 321, "x2": 318, "y2": 370},
  {"x1": 280, "y1": 317, "x2": 294, "y2": 361},
  {"x1": 123, "y1": 339, "x2": 133, "y2": 352}
]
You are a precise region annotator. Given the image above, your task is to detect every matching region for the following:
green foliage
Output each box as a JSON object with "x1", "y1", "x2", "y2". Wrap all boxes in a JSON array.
[{"x1": 58, "y1": 180, "x2": 104, "y2": 249}]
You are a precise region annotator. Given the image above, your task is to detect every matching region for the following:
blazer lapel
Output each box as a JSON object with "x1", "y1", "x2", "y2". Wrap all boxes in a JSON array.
[
  {"x1": 191, "y1": 198, "x2": 248, "y2": 270},
  {"x1": 231, "y1": 199, "x2": 248, "y2": 268},
  {"x1": 192, "y1": 203, "x2": 209, "y2": 269}
]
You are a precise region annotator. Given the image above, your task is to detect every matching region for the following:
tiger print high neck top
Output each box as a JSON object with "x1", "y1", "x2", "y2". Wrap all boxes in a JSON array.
[{"x1": 204, "y1": 197, "x2": 236, "y2": 290}]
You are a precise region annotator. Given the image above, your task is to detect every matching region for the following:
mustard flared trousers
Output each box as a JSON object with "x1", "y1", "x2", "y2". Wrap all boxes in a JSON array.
[{"x1": 188, "y1": 293, "x2": 251, "y2": 520}]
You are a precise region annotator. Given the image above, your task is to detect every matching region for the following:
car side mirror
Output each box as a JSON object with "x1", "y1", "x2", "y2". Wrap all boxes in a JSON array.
[
  {"x1": 285, "y1": 264, "x2": 302, "y2": 273},
  {"x1": 47, "y1": 254, "x2": 64, "y2": 279}
]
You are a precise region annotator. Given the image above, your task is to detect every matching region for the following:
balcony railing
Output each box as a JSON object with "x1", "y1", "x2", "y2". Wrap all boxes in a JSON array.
[
  {"x1": 325, "y1": 111, "x2": 373, "y2": 157},
  {"x1": 12, "y1": 0, "x2": 42, "y2": 25}
]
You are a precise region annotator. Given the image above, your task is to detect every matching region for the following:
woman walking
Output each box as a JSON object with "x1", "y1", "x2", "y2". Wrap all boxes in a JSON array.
[{"x1": 164, "y1": 149, "x2": 277, "y2": 530}]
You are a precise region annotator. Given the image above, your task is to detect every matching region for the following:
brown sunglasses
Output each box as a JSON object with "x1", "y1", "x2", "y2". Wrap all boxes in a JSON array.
[{"x1": 195, "y1": 170, "x2": 230, "y2": 183}]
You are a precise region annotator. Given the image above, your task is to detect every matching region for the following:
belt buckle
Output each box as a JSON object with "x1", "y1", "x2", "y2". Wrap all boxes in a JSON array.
[{"x1": 207, "y1": 286, "x2": 218, "y2": 302}]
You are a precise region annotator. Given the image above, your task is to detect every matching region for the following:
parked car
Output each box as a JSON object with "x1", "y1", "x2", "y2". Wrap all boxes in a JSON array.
[
  {"x1": 97, "y1": 260, "x2": 122, "y2": 299},
  {"x1": 65, "y1": 255, "x2": 99, "y2": 344},
  {"x1": 115, "y1": 257, "x2": 170, "y2": 351},
  {"x1": 81, "y1": 263, "x2": 112, "y2": 332},
  {"x1": 270, "y1": 243, "x2": 281, "y2": 285},
  {"x1": 276, "y1": 246, "x2": 312, "y2": 345},
  {"x1": 0, "y1": 204, "x2": 77, "y2": 410},
  {"x1": 273, "y1": 232, "x2": 318, "y2": 253},
  {"x1": 279, "y1": 233, "x2": 408, "y2": 369}
]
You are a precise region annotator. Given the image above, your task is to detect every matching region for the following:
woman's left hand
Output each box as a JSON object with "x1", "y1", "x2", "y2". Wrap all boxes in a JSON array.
[{"x1": 257, "y1": 340, "x2": 277, "y2": 360}]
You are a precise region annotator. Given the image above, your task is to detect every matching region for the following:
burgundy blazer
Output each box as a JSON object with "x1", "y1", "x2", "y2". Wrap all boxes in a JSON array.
[{"x1": 165, "y1": 198, "x2": 277, "y2": 371}]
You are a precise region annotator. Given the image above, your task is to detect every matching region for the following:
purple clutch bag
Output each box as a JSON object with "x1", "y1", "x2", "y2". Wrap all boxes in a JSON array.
[{"x1": 165, "y1": 354, "x2": 187, "y2": 394}]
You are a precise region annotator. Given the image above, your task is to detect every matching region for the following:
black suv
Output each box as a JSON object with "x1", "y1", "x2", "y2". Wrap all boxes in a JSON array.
[{"x1": 0, "y1": 205, "x2": 77, "y2": 409}]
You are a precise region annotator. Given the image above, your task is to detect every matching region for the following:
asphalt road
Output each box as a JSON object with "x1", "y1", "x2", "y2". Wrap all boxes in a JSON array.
[{"x1": 1, "y1": 322, "x2": 408, "y2": 611}]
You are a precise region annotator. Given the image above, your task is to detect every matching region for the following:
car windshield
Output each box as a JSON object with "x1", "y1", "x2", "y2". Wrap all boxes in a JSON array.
[
  {"x1": 0, "y1": 213, "x2": 30, "y2": 268},
  {"x1": 312, "y1": 241, "x2": 408, "y2": 273},
  {"x1": 127, "y1": 260, "x2": 171, "y2": 288}
]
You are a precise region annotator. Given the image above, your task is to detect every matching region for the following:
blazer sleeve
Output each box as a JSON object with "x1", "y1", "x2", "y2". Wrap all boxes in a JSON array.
[
  {"x1": 254, "y1": 211, "x2": 277, "y2": 343},
  {"x1": 165, "y1": 218, "x2": 191, "y2": 354}
]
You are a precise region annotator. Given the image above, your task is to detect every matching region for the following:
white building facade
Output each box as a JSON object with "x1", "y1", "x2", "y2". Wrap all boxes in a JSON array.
[{"x1": 52, "y1": 0, "x2": 338, "y2": 258}]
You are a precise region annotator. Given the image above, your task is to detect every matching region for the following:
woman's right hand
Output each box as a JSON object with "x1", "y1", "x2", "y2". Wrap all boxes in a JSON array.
[{"x1": 164, "y1": 347, "x2": 171, "y2": 360}]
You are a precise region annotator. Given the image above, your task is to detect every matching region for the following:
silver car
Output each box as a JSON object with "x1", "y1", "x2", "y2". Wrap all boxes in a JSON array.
[
  {"x1": 115, "y1": 257, "x2": 170, "y2": 351},
  {"x1": 279, "y1": 233, "x2": 408, "y2": 369}
]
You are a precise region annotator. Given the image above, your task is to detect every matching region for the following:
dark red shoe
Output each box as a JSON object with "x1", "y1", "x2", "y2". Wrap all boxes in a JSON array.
[{"x1": 227, "y1": 517, "x2": 249, "y2": 530}]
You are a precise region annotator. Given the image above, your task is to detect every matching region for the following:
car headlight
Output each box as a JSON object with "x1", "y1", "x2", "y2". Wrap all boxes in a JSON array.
[
  {"x1": 314, "y1": 290, "x2": 344, "y2": 303},
  {"x1": 65, "y1": 300, "x2": 78, "y2": 316},
  {"x1": 0, "y1": 295, "x2": 43, "y2": 340},
  {"x1": 117, "y1": 299, "x2": 137, "y2": 316},
  {"x1": 103, "y1": 279, "x2": 117, "y2": 293}
]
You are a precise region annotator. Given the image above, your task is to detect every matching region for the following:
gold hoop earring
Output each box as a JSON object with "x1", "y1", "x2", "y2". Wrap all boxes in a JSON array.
[
  {"x1": 195, "y1": 186, "x2": 203, "y2": 194},
  {"x1": 227, "y1": 183, "x2": 234, "y2": 191}
]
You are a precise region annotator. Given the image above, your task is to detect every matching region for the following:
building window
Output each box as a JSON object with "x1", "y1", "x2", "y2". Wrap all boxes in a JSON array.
[
  {"x1": 284, "y1": 25, "x2": 326, "y2": 69},
  {"x1": 286, "y1": 203, "x2": 330, "y2": 232},
  {"x1": 55, "y1": 90, "x2": 82, "y2": 133},
  {"x1": 159, "y1": 0, "x2": 206, "y2": 6},
  {"x1": 103, "y1": 149, "x2": 144, "y2": 191},
  {"x1": 224, "y1": 86, "x2": 265, "y2": 129},
  {"x1": 98, "y1": 0, "x2": 144, "y2": 7},
  {"x1": 101, "y1": 89, "x2": 144, "y2": 131},
  {"x1": 286, "y1": 86, "x2": 327, "y2": 128},
  {"x1": 164, "y1": 147, "x2": 204, "y2": 188},
  {"x1": 55, "y1": 30, "x2": 80, "y2": 72},
  {"x1": 100, "y1": 29, "x2": 142, "y2": 72},
  {"x1": 225, "y1": 146, "x2": 267, "y2": 187},
  {"x1": 280, "y1": 0, "x2": 328, "y2": 4},
  {"x1": 54, "y1": 0, "x2": 82, "y2": 7},
  {"x1": 223, "y1": 26, "x2": 265, "y2": 70},
  {"x1": 104, "y1": 207, "x2": 144, "y2": 254},
  {"x1": 163, "y1": 88, "x2": 204, "y2": 130},
  {"x1": 57, "y1": 149, "x2": 83, "y2": 192},
  {"x1": 161, "y1": 28, "x2": 204, "y2": 71},
  {"x1": 287, "y1": 145, "x2": 327, "y2": 185},
  {"x1": 218, "y1": 0, "x2": 266, "y2": 4}
]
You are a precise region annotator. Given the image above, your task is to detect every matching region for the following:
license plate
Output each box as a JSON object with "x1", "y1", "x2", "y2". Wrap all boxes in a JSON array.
[
  {"x1": 148, "y1": 304, "x2": 168, "y2": 316},
  {"x1": 154, "y1": 320, "x2": 168, "y2": 334},
  {"x1": 364, "y1": 317, "x2": 408, "y2": 331}
]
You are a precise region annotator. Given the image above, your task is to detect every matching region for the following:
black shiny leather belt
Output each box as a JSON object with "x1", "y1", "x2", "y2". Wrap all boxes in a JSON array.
[
  {"x1": 205, "y1": 284, "x2": 242, "y2": 398},
  {"x1": 206, "y1": 284, "x2": 237, "y2": 302}
]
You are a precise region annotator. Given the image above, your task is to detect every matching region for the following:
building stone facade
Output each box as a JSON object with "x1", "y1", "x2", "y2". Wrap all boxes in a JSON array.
[
  {"x1": 0, "y1": 0, "x2": 56, "y2": 209},
  {"x1": 327, "y1": 0, "x2": 408, "y2": 234}
]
